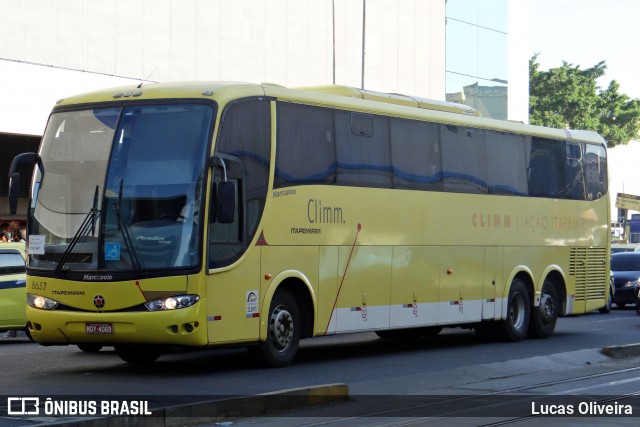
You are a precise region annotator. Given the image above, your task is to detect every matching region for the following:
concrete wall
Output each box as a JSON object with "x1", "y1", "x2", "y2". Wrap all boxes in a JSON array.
[
  {"x1": 0, "y1": 0, "x2": 447, "y2": 136},
  {"x1": 507, "y1": 0, "x2": 530, "y2": 123}
]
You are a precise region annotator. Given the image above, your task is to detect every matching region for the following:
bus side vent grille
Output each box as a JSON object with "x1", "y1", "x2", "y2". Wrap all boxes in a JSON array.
[{"x1": 570, "y1": 247, "x2": 607, "y2": 301}]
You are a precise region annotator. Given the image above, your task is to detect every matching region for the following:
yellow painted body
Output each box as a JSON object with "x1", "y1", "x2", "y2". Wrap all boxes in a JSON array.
[
  {"x1": 27, "y1": 275, "x2": 208, "y2": 345},
  {"x1": 0, "y1": 243, "x2": 27, "y2": 331},
  {"x1": 27, "y1": 82, "x2": 610, "y2": 349}
]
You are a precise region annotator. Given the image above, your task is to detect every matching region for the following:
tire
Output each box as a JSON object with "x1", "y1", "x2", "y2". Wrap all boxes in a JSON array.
[
  {"x1": 115, "y1": 345, "x2": 161, "y2": 364},
  {"x1": 375, "y1": 326, "x2": 442, "y2": 340},
  {"x1": 599, "y1": 282, "x2": 613, "y2": 314},
  {"x1": 250, "y1": 290, "x2": 300, "y2": 368},
  {"x1": 77, "y1": 343, "x2": 104, "y2": 353},
  {"x1": 528, "y1": 279, "x2": 558, "y2": 338},
  {"x1": 500, "y1": 279, "x2": 530, "y2": 342}
]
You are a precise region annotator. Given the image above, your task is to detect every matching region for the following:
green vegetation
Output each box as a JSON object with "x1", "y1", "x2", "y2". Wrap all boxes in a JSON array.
[{"x1": 529, "y1": 54, "x2": 640, "y2": 148}]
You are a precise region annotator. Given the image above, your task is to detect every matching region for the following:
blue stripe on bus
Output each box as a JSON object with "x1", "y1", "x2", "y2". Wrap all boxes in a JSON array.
[
  {"x1": 274, "y1": 164, "x2": 338, "y2": 184},
  {"x1": 271, "y1": 159, "x2": 528, "y2": 195},
  {"x1": 0, "y1": 279, "x2": 26, "y2": 290}
]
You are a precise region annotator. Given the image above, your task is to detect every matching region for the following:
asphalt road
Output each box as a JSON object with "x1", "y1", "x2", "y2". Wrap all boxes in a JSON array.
[{"x1": 1, "y1": 307, "x2": 640, "y2": 426}]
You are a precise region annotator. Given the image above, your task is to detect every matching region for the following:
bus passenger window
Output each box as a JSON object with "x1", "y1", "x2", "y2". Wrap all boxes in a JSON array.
[
  {"x1": 275, "y1": 103, "x2": 336, "y2": 187},
  {"x1": 390, "y1": 118, "x2": 442, "y2": 191},
  {"x1": 528, "y1": 137, "x2": 565, "y2": 198},
  {"x1": 335, "y1": 111, "x2": 391, "y2": 188},
  {"x1": 440, "y1": 125, "x2": 488, "y2": 194}
]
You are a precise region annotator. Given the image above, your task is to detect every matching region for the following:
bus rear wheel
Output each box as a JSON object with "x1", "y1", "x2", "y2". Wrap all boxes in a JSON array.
[
  {"x1": 115, "y1": 345, "x2": 161, "y2": 364},
  {"x1": 249, "y1": 289, "x2": 300, "y2": 368},
  {"x1": 528, "y1": 279, "x2": 558, "y2": 338},
  {"x1": 501, "y1": 279, "x2": 530, "y2": 342}
]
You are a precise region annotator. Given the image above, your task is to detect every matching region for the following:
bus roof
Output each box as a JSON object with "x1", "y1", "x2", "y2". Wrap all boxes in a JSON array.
[
  {"x1": 295, "y1": 85, "x2": 480, "y2": 116},
  {"x1": 54, "y1": 81, "x2": 606, "y2": 147}
]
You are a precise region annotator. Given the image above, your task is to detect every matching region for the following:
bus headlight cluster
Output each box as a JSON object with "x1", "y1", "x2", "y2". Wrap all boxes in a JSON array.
[
  {"x1": 27, "y1": 293, "x2": 60, "y2": 310},
  {"x1": 145, "y1": 295, "x2": 200, "y2": 311}
]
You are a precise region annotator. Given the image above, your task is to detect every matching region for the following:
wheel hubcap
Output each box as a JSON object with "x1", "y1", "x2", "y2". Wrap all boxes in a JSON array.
[
  {"x1": 269, "y1": 305, "x2": 294, "y2": 351},
  {"x1": 539, "y1": 293, "x2": 555, "y2": 323},
  {"x1": 510, "y1": 292, "x2": 525, "y2": 329}
]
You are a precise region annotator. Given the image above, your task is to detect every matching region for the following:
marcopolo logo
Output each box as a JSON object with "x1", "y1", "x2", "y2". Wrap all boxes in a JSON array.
[{"x1": 94, "y1": 295, "x2": 105, "y2": 309}]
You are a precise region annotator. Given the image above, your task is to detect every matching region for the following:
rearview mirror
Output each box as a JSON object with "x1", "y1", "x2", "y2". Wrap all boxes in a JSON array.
[
  {"x1": 8, "y1": 152, "x2": 40, "y2": 215},
  {"x1": 8, "y1": 173, "x2": 19, "y2": 214}
]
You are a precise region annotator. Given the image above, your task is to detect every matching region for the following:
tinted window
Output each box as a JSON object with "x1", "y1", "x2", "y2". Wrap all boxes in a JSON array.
[
  {"x1": 211, "y1": 99, "x2": 271, "y2": 268},
  {"x1": 335, "y1": 111, "x2": 391, "y2": 188},
  {"x1": 0, "y1": 252, "x2": 25, "y2": 275},
  {"x1": 528, "y1": 137, "x2": 565, "y2": 198},
  {"x1": 390, "y1": 118, "x2": 442, "y2": 190},
  {"x1": 273, "y1": 103, "x2": 606, "y2": 201},
  {"x1": 585, "y1": 144, "x2": 607, "y2": 200},
  {"x1": 486, "y1": 131, "x2": 527, "y2": 195},
  {"x1": 217, "y1": 99, "x2": 271, "y2": 239},
  {"x1": 441, "y1": 125, "x2": 487, "y2": 194},
  {"x1": 565, "y1": 142, "x2": 586, "y2": 200},
  {"x1": 275, "y1": 103, "x2": 335, "y2": 187}
]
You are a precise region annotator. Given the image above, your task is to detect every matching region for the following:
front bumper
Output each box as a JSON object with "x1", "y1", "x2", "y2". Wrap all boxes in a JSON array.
[{"x1": 26, "y1": 303, "x2": 207, "y2": 347}]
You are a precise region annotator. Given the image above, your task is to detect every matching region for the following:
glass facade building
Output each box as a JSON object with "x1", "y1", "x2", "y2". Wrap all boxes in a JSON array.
[{"x1": 445, "y1": 0, "x2": 508, "y2": 119}]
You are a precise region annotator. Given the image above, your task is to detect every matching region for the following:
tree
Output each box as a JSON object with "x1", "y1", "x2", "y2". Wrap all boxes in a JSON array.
[{"x1": 529, "y1": 54, "x2": 640, "y2": 148}]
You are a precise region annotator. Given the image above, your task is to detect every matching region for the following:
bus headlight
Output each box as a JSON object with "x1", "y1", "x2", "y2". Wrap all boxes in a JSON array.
[
  {"x1": 145, "y1": 295, "x2": 200, "y2": 311},
  {"x1": 27, "y1": 293, "x2": 60, "y2": 310}
]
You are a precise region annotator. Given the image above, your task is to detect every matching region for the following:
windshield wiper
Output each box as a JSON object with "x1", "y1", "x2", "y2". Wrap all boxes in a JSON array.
[
  {"x1": 54, "y1": 186, "x2": 100, "y2": 275},
  {"x1": 113, "y1": 179, "x2": 143, "y2": 273}
]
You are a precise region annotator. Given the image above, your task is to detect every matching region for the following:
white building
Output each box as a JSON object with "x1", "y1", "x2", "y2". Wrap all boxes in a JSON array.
[{"x1": 0, "y1": 0, "x2": 528, "y2": 214}]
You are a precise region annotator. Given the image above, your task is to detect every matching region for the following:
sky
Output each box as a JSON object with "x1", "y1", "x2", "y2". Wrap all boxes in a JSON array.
[{"x1": 529, "y1": 0, "x2": 640, "y2": 217}]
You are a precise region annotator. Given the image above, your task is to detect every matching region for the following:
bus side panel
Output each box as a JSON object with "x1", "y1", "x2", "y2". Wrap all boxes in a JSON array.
[
  {"x1": 319, "y1": 246, "x2": 339, "y2": 335},
  {"x1": 438, "y1": 246, "x2": 484, "y2": 324},
  {"x1": 482, "y1": 247, "x2": 500, "y2": 320},
  {"x1": 389, "y1": 246, "x2": 440, "y2": 329},
  {"x1": 206, "y1": 249, "x2": 261, "y2": 344},
  {"x1": 334, "y1": 246, "x2": 391, "y2": 332}
]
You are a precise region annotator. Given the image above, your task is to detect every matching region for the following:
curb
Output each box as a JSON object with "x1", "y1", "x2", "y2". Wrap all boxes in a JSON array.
[
  {"x1": 601, "y1": 343, "x2": 640, "y2": 359},
  {"x1": 32, "y1": 383, "x2": 349, "y2": 427}
]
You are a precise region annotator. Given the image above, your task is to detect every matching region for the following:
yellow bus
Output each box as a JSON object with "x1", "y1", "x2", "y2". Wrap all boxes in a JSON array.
[{"x1": 9, "y1": 82, "x2": 610, "y2": 367}]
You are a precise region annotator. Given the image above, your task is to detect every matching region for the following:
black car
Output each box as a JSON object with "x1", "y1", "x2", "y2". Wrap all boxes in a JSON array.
[{"x1": 610, "y1": 252, "x2": 640, "y2": 308}]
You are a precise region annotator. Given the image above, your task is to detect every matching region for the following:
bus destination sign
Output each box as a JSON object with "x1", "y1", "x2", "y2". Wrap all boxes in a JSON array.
[{"x1": 616, "y1": 193, "x2": 640, "y2": 211}]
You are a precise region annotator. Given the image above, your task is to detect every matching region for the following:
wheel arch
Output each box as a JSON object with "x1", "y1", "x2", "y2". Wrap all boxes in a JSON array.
[
  {"x1": 502, "y1": 267, "x2": 535, "y2": 318},
  {"x1": 260, "y1": 271, "x2": 316, "y2": 341}
]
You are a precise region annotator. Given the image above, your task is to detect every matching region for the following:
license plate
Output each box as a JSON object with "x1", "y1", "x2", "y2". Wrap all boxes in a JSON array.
[{"x1": 86, "y1": 323, "x2": 113, "y2": 334}]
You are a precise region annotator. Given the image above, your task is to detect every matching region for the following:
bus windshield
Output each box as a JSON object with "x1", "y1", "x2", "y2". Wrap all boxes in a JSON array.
[{"x1": 29, "y1": 103, "x2": 214, "y2": 274}]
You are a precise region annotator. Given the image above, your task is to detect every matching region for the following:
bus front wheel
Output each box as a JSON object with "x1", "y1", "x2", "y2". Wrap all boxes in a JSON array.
[
  {"x1": 501, "y1": 279, "x2": 530, "y2": 342},
  {"x1": 250, "y1": 289, "x2": 300, "y2": 368},
  {"x1": 528, "y1": 279, "x2": 558, "y2": 338}
]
